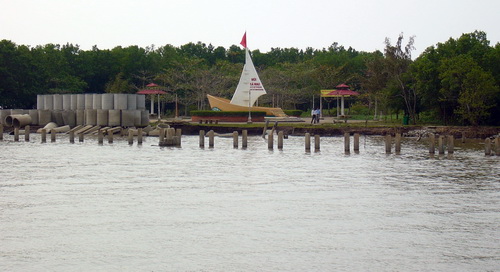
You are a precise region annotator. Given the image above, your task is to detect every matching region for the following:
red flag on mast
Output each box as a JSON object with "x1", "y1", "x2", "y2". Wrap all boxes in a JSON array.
[{"x1": 240, "y1": 32, "x2": 247, "y2": 48}]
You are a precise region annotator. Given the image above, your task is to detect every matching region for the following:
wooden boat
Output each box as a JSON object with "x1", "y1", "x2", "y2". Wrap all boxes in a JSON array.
[{"x1": 207, "y1": 33, "x2": 287, "y2": 117}]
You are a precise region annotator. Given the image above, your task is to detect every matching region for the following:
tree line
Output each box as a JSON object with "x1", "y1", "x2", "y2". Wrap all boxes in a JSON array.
[{"x1": 0, "y1": 30, "x2": 498, "y2": 125}]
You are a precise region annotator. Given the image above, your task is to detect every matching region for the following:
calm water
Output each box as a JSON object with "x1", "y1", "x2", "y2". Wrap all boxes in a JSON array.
[{"x1": 0, "y1": 134, "x2": 499, "y2": 271}]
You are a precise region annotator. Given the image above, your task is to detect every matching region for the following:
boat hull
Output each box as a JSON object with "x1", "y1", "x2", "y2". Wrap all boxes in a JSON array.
[{"x1": 207, "y1": 94, "x2": 287, "y2": 117}]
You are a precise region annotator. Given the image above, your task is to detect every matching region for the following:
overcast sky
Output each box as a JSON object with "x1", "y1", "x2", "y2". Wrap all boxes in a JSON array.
[{"x1": 1, "y1": 0, "x2": 499, "y2": 57}]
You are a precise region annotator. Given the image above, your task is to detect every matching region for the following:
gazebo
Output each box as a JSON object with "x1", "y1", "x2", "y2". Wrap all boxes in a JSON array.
[
  {"x1": 320, "y1": 84, "x2": 359, "y2": 117},
  {"x1": 137, "y1": 83, "x2": 166, "y2": 119}
]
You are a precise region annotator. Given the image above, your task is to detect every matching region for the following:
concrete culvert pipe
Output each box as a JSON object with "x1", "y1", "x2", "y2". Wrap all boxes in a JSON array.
[
  {"x1": 0, "y1": 110, "x2": 11, "y2": 125},
  {"x1": 121, "y1": 110, "x2": 136, "y2": 127},
  {"x1": 77, "y1": 94, "x2": 85, "y2": 110},
  {"x1": 70, "y1": 94, "x2": 78, "y2": 110},
  {"x1": 29, "y1": 110, "x2": 39, "y2": 125},
  {"x1": 53, "y1": 94, "x2": 63, "y2": 111},
  {"x1": 63, "y1": 94, "x2": 72, "y2": 110},
  {"x1": 76, "y1": 109, "x2": 85, "y2": 125},
  {"x1": 37, "y1": 95, "x2": 44, "y2": 110},
  {"x1": 101, "y1": 93, "x2": 114, "y2": 110},
  {"x1": 6, "y1": 114, "x2": 32, "y2": 128},
  {"x1": 137, "y1": 95, "x2": 146, "y2": 110},
  {"x1": 85, "y1": 109, "x2": 97, "y2": 126},
  {"x1": 38, "y1": 110, "x2": 51, "y2": 126},
  {"x1": 85, "y1": 94, "x2": 93, "y2": 109},
  {"x1": 114, "y1": 94, "x2": 128, "y2": 110},
  {"x1": 62, "y1": 110, "x2": 76, "y2": 127},
  {"x1": 140, "y1": 110, "x2": 149, "y2": 126},
  {"x1": 108, "y1": 110, "x2": 121, "y2": 126},
  {"x1": 97, "y1": 109, "x2": 108, "y2": 126},
  {"x1": 93, "y1": 94, "x2": 102, "y2": 110},
  {"x1": 44, "y1": 95, "x2": 54, "y2": 110},
  {"x1": 127, "y1": 94, "x2": 137, "y2": 110}
]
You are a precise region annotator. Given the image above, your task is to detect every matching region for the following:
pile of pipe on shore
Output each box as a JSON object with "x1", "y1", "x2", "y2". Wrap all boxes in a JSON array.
[{"x1": 0, "y1": 94, "x2": 149, "y2": 128}]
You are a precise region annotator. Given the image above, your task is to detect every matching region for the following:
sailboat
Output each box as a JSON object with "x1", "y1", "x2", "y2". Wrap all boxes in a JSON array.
[{"x1": 207, "y1": 33, "x2": 287, "y2": 117}]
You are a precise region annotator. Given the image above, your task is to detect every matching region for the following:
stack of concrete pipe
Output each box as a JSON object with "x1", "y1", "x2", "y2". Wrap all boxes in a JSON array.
[{"x1": 29, "y1": 93, "x2": 148, "y2": 127}]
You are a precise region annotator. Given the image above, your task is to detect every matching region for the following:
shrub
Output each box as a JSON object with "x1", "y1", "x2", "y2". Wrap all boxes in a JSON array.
[
  {"x1": 283, "y1": 110, "x2": 303, "y2": 117},
  {"x1": 190, "y1": 110, "x2": 267, "y2": 117}
]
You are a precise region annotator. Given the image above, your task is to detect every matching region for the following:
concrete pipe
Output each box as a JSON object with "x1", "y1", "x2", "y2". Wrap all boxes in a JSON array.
[
  {"x1": 37, "y1": 122, "x2": 58, "y2": 133},
  {"x1": 52, "y1": 111, "x2": 65, "y2": 126},
  {"x1": 0, "y1": 109, "x2": 11, "y2": 125},
  {"x1": 137, "y1": 95, "x2": 146, "y2": 110},
  {"x1": 93, "y1": 94, "x2": 102, "y2": 110},
  {"x1": 51, "y1": 125, "x2": 71, "y2": 133},
  {"x1": 5, "y1": 114, "x2": 32, "y2": 128},
  {"x1": 101, "y1": 93, "x2": 114, "y2": 110},
  {"x1": 37, "y1": 95, "x2": 44, "y2": 110},
  {"x1": 85, "y1": 109, "x2": 97, "y2": 125},
  {"x1": 44, "y1": 95, "x2": 54, "y2": 110},
  {"x1": 121, "y1": 110, "x2": 136, "y2": 127},
  {"x1": 53, "y1": 94, "x2": 63, "y2": 110},
  {"x1": 77, "y1": 94, "x2": 85, "y2": 109},
  {"x1": 108, "y1": 110, "x2": 121, "y2": 126},
  {"x1": 70, "y1": 94, "x2": 78, "y2": 110},
  {"x1": 127, "y1": 94, "x2": 137, "y2": 110},
  {"x1": 38, "y1": 110, "x2": 51, "y2": 126},
  {"x1": 76, "y1": 109, "x2": 85, "y2": 125},
  {"x1": 62, "y1": 110, "x2": 76, "y2": 127},
  {"x1": 85, "y1": 94, "x2": 93, "y2": 109},
  {"x1": 62, "y1": 94, "x2": 72, "y2": 110},
  {"x1": 140, "y1": 110, "x2": 149, "y2": 126},
  {"x1": 114, "y1": 94, "x2": 128, "y2": 110},
  {"x1": 97, "y1": 109, "x2": 108, "y2": 126},
  {"x1": 28, "y1": 110, "x2": 39, "y2": 125},
  {"x1": 131, "y1": 110, "x2": 141, "y2": 127}
]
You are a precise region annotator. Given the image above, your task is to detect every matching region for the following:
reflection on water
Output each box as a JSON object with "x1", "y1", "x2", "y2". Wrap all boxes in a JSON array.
[{"x1": 1, "y1": 134, "x2": 499, "y2": 271}]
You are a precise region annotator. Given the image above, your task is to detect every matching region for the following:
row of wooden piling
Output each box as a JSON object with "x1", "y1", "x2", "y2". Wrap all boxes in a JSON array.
[{"x1": 1, "y1": 124, "x2": 499, "y2": 155}]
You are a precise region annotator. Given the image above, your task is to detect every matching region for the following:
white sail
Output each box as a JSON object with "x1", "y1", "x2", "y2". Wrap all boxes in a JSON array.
[{"x1": 230, "y1": 48, "x2": 267, "y2": 107}]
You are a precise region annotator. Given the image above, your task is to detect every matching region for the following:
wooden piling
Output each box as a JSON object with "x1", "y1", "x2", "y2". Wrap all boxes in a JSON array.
[
  {"x1": 242, "y1": 130, "x2": 248, "y2": 149},
  {"x1": 461, "y1": 131, "x2": 466, "y2": 143},
  {"x1": 314, "y1": 135, "x2": 320, "y2": 151},
  {"x1": 69, "y1": 130, "x2": 75, "y2": 143},
  {"x1": 175, "y1": 128, "x2": 182, "y2": 147},
  {"x1": 41, "y1": 129, "x2": 47, "y2": 143},
  {"x1": 395, "y1": 133, "x2": 401, "y2": 154},
  {"x1": 268, "y1": 132, "x2": 274, "y2": 150},
  {"x1": 485, "y1": 138, "x2": 492, "y2": 156},
  {"x1": 97, "y1": 129, "x2": 103, "y2": 144},
  {"x1": 344, "y1": 132, "x2": 350, "y2": 153},
  {"x1": 233, "y1": 131, "x2": 238, "y2": 148},
  {"x1": 128, "y1": 130, "x2": 133, "y2": 145},
  {"x1": 278, "y1": 131, "x2": 284, "y2": 150},
  {"x1": 138, "y1": 128, "x2": 143, "y2": 145},
  {"x1": 14, "y1": 127, "x2": 19, "y2": 141},
  {"x1": 438, "y1": 135, "x2": 445, "y2": 154},
  {"x1": 0, "y1": 124, "x2": 3, "y2": 141},
  {"x1": 79, "y1": 132, "x2": 84, "y2": 143},
  {"x1": 429, "y1": 133, "x2": 435, "y2": 154},
  {"x1": 262, "y1": 120, "x2": 269, "y2": 138},
  {"x1": 495, "y1": 138, "x2": 500, "y2": 156},
  {"x1": 107, "y1": 131, "x2": 113, "y2": 143},
  {"x1": 199, "y1": 130, "x2": 205, "y2": 148},
  {"x1": 385, "y1": 134, "x2": 392, "y2": 154},
  {"x1": 50, "y1": 129, "x2": 56, "y2": 142},
  {"x1": 305, "y1": 133, "x2": 311, "y2": 152},
  {"x1": 447, "y1": 135, "x2": 454, "y2": 154},
  {"x1": 208, "y1": 130, "x2": 214, "y2": 148},
  {"x1": 159, "y1": 128, "x2": 165, "y2": 144},
  {"x1": 24, "y1": 125, "x2": 30, "y2": 142},
  {"x1": 353, "y1": 133, "x2": 360, "y2": 152}
]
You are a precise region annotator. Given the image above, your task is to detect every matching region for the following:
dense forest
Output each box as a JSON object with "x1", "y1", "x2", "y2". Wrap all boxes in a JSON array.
[{"x1": 1, "y1": 30, "x2": 499, "y2": 125}]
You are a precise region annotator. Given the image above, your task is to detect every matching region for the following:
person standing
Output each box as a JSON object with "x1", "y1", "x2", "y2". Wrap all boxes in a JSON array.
[
  {"x1": 311, "y1": 108, "x2": 316, "y2": 124},
  {"x1": 314, "y1": 108, "x2": 321, "y2": 124}
]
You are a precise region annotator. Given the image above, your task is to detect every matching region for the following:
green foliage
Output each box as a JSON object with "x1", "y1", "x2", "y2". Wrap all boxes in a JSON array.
[
  {"x1": 283, "y1": 110, "x2": 303, "y2": 116},
  {"x1": 190, "y1": 111, "x2": 267, "y2": 117}
]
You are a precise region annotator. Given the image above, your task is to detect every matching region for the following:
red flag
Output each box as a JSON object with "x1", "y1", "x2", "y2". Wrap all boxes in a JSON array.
[{"x1": 240, "y1": 32, "x2": 247, "y2": 48}]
